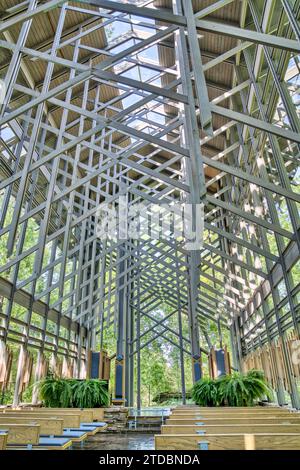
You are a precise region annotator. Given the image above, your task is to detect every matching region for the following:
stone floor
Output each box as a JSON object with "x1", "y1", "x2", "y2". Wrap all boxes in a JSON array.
[{"x1": 82, "y1": 433, "x2": 155, "y2": 450}]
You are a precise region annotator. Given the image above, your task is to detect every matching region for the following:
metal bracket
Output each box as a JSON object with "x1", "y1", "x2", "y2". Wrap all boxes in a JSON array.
[
  {"x1": 128, "y1": 420, "x2": 137, "y2": 430},
  {"x1": 198, "y1": 441, "x2": 209, "y2": 450}
]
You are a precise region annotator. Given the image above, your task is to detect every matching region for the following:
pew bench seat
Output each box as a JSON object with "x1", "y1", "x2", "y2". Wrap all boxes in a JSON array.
[
  {"x1": 38, "y1": 437, "x2": 73, "y2": 449},
  {"x1": 8, "y1": 436, "x2": 73, "y2": 450},
  {"x1": 60, "y1": 430, "x2": 88, "y2": 442},
  {"x1": 40, "y1": 430, "x2": 88, "y2": 443},
  {"x1": 65, "y1": 422, "x2": 107, "y2": 435},
  {"x1": 81, "y1": 422, "x2": 107, "y2": 430},
  {"x1": 66, "y1": 425, "x2": 98, "y2": 436}
]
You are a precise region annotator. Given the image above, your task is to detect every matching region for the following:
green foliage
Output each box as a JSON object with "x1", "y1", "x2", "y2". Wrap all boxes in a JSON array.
[
  {"x1": 192, "y1": 369, "x2": 272, "y2": 407},
  {"x1": 72, "y1": 379, "x2": 109, "y2": 408},
  {"x1": 218, "y1": 373, "x2": 250, "y2": 407},
  {"x1": 152, "y1": 391, "x2": 192, "y2": 404},
  {"x1": 39, "y1": 377, "x2": 109, "y2": 408},
  {"x1": 0, "y1": 389, "x2": 13, "y2": 406},
  {"x1": 192, "y1": 377, "x2": 220, "y2": 406},
  {"x1": 39, "y1": 377, "x2": 73, "y2": 407},
  {"x1": 100, "y1": 305, "x2": 197, "y2": 406},
  {"x1": 242, "y1": 369, "x2": 273, "y2": 406}
]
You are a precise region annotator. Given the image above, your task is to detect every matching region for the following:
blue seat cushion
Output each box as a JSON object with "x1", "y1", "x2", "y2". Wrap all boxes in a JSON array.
[
  {"x1": 38, "y1": 437, "x2": 71, "y2": 447},
  {"x1": 81, "y1": 422, "x2": 106, "y2": 428},
  {"x1": 62, "y1": 431, "x2": 87, "y2": 438},
  {"x1": 67, "y1": 426, "x2": 97, "y2": 432},
  {"x1": 41, "y1": 431, "x2": 87, "y2": 439}
]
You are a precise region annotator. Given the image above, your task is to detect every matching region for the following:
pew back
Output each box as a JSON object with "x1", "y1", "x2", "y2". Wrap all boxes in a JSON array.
[
  {"x1": 170, "y1": 408, "x2": 291, "y2": 417},
  {"x1": 173, "y1": 406, "x2": 275, "y2": 409},
  {"x1": 4, "y1": 408, "x2": 93, "y2": 422},
  {"x1": 155, "y1": 433, "x2": 300, "y2": 450},
  {"x1": 0, "y1": 432, "x2": 8, "y2": 450},
  {"x1": 169, "y1": 412, "x2": 296, "y2": 419},
  {"x1": 161, "y1": 423, "x2": 300, "y2": 434},
  {"x1": 42, "y1": 408, "x2": 104, "y2": 421},
  {"x1": 165, "y1": 416, "x2": 300, "y2": 425},
  {"x1": 0, "y1": 411, "x2": 80, "y2": 428},
  {"x1": 0, "y1": 416, "x2": 64, "y2": 435},
  {"x1": 0, "y1": 423, "x2": 40, "y2": 445}
]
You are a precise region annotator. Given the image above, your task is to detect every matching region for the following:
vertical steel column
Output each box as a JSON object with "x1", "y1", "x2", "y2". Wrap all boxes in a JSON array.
[
  {"x1": 173, "y1": 0, "x2": 205, "y2": 382},
  {"x1": 114, "y1": 175, "x2": 128, "y2": 402},
  {"x1": 76, "y1": 327, "x2": 83, "y2": 379},
  {"x1": 229, "y1": 323, "x2": 239, "y2": 371},
  {"x1": 125, "y1": 268, "x2": 134, "y2": 407},
  {"x1": 175, "y1": 244, "x2": 186, "y2": 404},
  {"x1": 99, "y1": 240, "x2": 107, "y2": 350},
  {"x1": 114, "y1": 243, "x2": 126, "y2": 402},
  {"x1": 187, "y1": 252, "x2": 202, "y2": 383},
  {"x1": 125, "y1": 236, "x2": 135, "y2": 406},
  {"x1": 136, "y1": 240, "x2": 141, "y2": 410}
]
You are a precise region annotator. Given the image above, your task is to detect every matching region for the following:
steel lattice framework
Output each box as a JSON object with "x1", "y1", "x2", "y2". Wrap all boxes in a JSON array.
[{"x1": 0, "y1": 0, "x2": 299, "y2": 407}]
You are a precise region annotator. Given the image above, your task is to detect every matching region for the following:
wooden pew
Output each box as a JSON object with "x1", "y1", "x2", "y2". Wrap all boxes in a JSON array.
[
  {"x1": 168, "y1": 412, "x2": 297, "y2": 420},
  {"x1": 171, "y1": 405, "x2": 286, "y2": 412},
  {"x1": 43, "y1": 407, "x2": 105, "y2": 422},
  {"x1": 89, "y1": 408, "x2": 105, "y2": 421},
  {"x1": 161, "y1": 423, "x2": 300, "y2": 434},
  {"x1": 170, "y1": 407, "x2": 291, "y2": 416},
  {"x1": 0, "y1": 410, "x2": 81, "y2": 429},
  {"x1": 0, "y1": 416, "x2": 64, "y2": 435},
  {"x1": 0, "y1": 423, "x2": 40, "y2": 448},
  {"x1": 0, "y1": 432, "x2": 8, "y2": 450},
  {"x1": 0, "y1": 416, "x2": 88, "y2": 445},
  {"x1": 4, "y1": 408, "x2": 107, "y2": 434},
  {"x1": 171, "y1": 408, "x2": 291, "y2": 414},
  {"x1": 0, "y1": 422, "x2": 73, "y2": 449},
  {"x1": 7, "y1": 417, "x2": 90, "y2": 446},
  {"x1": 6, "y1": 408, "x2": 94, "y2": 423},
  {"x1": 165, "y1": 416, "x2": 300, "y2": 425},
  {"x1": 0, "y1": 410, "x2": 105, "y2": 436},
  {"x1": 155, "y1": 433, "x2": 300, "y2": 450},
  {"x1": 3, "y1": 406, "x2": 106, "y2": 423}
]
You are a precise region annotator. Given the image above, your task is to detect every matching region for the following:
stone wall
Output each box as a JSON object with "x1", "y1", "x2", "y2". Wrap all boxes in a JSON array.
[{"x1": 103, "y1": 407, "x2": 128, "y2": 432}]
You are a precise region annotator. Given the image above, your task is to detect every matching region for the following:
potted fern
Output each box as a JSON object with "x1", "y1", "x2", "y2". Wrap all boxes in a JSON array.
[
  {"x1": 72, "y1": 379, "x2": 109, "y2": 408},
  {"x1": 38, "y1": 376, "x2": 109, "y2": 408},
  {"x1": 192, "y1": 369, "x2": 272, "y2": 407},
  {"x1": 39, "y1": 376, "x2": 73, "y2": 407},
  {"x1": 192, "y1": 377, "x2": 220, "y2": 407}
]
